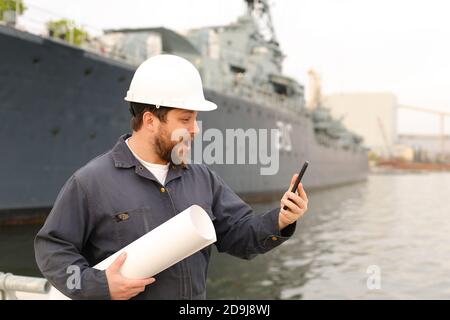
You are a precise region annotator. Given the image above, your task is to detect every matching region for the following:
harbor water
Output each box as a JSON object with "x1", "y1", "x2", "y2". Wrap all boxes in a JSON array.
[{"x1": 1, "y1": 172, "x2": 450, "y2": 299}]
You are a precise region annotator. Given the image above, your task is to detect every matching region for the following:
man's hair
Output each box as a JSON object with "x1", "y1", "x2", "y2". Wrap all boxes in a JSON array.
[{"x1": 129, "y1": 102, "x2": 171, "y2": 131}]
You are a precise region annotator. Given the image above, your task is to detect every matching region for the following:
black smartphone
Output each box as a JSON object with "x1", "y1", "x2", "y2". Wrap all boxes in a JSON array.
[{"x1": 283, "y1": 161, "x2": 309, "y2": 210}]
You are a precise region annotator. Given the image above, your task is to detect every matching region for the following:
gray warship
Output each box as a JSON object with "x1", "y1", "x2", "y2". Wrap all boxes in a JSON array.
[{"x1": 0, "y1": 0, "x2": 368, "y2": 220}]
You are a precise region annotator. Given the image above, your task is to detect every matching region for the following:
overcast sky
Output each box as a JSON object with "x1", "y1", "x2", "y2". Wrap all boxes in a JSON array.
[{"x1": 19, "y1": 0, "x2": 450, "y2": 134}]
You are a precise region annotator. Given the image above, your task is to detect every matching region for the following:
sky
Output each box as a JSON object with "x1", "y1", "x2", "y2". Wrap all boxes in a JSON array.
[{"x1": 18, "y1": 0, "x2": 450, "y2": 134}]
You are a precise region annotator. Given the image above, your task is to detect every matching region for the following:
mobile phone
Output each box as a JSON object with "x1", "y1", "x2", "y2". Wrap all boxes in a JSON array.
[{"x1": 283, "y1": 161, "x2": 309, "y2": 210}]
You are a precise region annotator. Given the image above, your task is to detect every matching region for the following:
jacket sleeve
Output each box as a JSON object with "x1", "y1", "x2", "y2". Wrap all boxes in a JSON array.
[
  {"x1": 34, "y1": 175, "x2": 110, "y2": 300},
  {"x1": 208, "y1": 168, "x2": 296, "y2": 260}
]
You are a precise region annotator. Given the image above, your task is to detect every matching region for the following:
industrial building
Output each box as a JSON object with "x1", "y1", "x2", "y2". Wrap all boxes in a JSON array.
[{"x1": 323, "y1": 92, "x2": 398, "y2": 158}]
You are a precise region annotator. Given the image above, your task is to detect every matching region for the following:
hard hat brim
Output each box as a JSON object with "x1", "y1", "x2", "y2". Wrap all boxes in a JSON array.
[
  {"x1": 124, "y1": 96, "x2": 217, "y2": 112},
  {"x1": 190, "y1": 100, "x2": 217, "y2": 111}
]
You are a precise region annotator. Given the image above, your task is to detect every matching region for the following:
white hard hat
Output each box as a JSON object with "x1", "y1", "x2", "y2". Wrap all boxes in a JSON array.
[{"x1": 124, "y1": 54, "x2": 217, "y2": 112}]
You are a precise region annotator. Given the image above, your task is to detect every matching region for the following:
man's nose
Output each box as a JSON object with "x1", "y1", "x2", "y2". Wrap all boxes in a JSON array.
[{"x1": 190, "y1": 120, "x2": 200, "y2": 137}]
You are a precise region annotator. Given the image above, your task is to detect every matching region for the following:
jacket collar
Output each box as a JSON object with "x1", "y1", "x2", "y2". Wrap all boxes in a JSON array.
[
  {"x1": 111, "y1": 134, "x2": 188, "y2": 185},
  {"x1": 112, "y1": 133, "x2": 138, "y2": 169}
]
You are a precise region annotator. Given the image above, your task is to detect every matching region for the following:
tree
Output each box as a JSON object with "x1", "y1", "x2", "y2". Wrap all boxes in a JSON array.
[
  {"x1": 46, "y1": 19, "x2": 89, "y2": 46},
  {"x1": 0, "y1": 0, "x2": 26, "y2": 21}
]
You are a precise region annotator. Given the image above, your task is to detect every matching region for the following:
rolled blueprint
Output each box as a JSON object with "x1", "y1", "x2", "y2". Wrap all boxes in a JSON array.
[
  {"x1": 96, "y1": 204, "x2": 217, "y2": 277},
  {"x1": 49, "y1": 204, "x2": 216, "y2": 300}
]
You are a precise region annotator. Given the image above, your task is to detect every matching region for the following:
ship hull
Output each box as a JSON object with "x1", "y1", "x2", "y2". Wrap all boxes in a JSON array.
[{"x1": 0, "y1": 25, "x2": 368, "y2": 213}]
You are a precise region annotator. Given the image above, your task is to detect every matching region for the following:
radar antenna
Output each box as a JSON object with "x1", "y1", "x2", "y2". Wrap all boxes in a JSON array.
[{"x1": 244, "y1": 0, "x2": 278, "y2": 44}]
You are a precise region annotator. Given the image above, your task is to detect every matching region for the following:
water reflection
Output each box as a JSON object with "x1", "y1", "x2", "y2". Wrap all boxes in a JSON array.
[
  {"x1": 1, "y1": 173, "x2": 450, "y2": 299},
  {"x1": 207, "y1": 173, "x2": 450, "y2": 299}
]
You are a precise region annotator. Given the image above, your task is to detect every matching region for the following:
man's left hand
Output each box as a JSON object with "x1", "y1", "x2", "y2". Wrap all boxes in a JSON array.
[{"x1": 278, "y1": 174, "x2": 309, "y2": 230}]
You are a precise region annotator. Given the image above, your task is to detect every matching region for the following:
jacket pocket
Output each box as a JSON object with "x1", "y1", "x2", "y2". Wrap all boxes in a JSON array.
[{"x1": 111, "y1": 207, "x2": 156, "y2": 247}]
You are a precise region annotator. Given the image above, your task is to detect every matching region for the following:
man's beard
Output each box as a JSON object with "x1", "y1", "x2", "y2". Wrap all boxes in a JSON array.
[{"x1": 154, "y1": 125, "x2": 189, "y2": 168}]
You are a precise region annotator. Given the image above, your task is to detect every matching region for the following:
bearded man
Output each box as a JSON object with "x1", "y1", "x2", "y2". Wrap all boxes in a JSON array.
[{"x1": 34, "y1": 55, "x2": 308, "y2": 300}]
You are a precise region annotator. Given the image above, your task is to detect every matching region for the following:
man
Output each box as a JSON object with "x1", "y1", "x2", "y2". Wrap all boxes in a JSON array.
[{"x1": 34, "y1": 54, "x2": 308, "y2": 300}]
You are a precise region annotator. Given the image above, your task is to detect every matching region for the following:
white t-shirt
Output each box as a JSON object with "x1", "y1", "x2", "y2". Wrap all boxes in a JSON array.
[{"x1": 125, "y1": 138, "x2": 170, "y2": 186}]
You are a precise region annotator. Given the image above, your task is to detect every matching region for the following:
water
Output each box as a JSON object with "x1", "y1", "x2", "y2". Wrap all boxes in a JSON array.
[
  {"x1": 1, "y1": 172, "x2": 450, "y2": 299},
  {"x1": 206, "y1": 172, "x2": 450, "y2": 299}
]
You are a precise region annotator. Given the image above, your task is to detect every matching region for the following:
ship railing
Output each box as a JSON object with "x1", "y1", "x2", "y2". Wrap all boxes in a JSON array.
[
  {"x1": 217, "y1": 82, "x2": 301, "y2": 112},
  {"x1": 0, "y1": 272, "x2": 50, "y2": 300},
  {"x1": 82, "y1": 43, "x2": 176, "y2": 67}
]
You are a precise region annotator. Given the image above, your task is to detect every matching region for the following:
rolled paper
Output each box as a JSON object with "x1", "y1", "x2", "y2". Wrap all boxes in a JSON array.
[{"x1": 49, "y1": 204, "x2": 216, "y2": 300}]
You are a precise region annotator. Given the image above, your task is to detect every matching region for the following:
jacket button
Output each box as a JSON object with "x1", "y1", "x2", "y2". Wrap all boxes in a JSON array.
[
  {"x1": 160, "y1": 187, "x2": 166, "y2": 193},
  {"x1": 271, "y1": 236, "x2": 278, "y2": 241}
]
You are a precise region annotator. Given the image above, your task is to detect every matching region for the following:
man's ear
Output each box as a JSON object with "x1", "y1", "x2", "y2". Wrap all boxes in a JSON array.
[{"x1": 142, "y1": 111, "x2": 158, "y2": 131}]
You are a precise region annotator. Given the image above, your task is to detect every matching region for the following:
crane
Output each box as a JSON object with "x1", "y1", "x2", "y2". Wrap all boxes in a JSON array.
[
  {"x1": 399, "y1": 105, "x2": 450, "y2": 161},
  {"x1": 377, "y1": 116, "x2": 393, "y2": 159}
]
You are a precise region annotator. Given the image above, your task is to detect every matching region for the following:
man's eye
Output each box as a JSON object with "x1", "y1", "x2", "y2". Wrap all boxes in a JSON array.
[{"x1": 181, "y1": 119, "x2": 190, "y2": 122}]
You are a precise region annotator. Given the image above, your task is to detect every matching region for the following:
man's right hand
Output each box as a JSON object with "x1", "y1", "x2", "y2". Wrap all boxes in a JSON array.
[{"x1": 105, "y1": 252, "x2": 156, "y2": 300}]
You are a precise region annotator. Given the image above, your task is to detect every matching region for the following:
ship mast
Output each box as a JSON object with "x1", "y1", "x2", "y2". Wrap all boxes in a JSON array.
[
  {"x1": 306, "y1": 69, "x2": 322, "y2": 110},
  {"x1": 244, "y1": 0, "x2": 279, "y2": 45}
]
